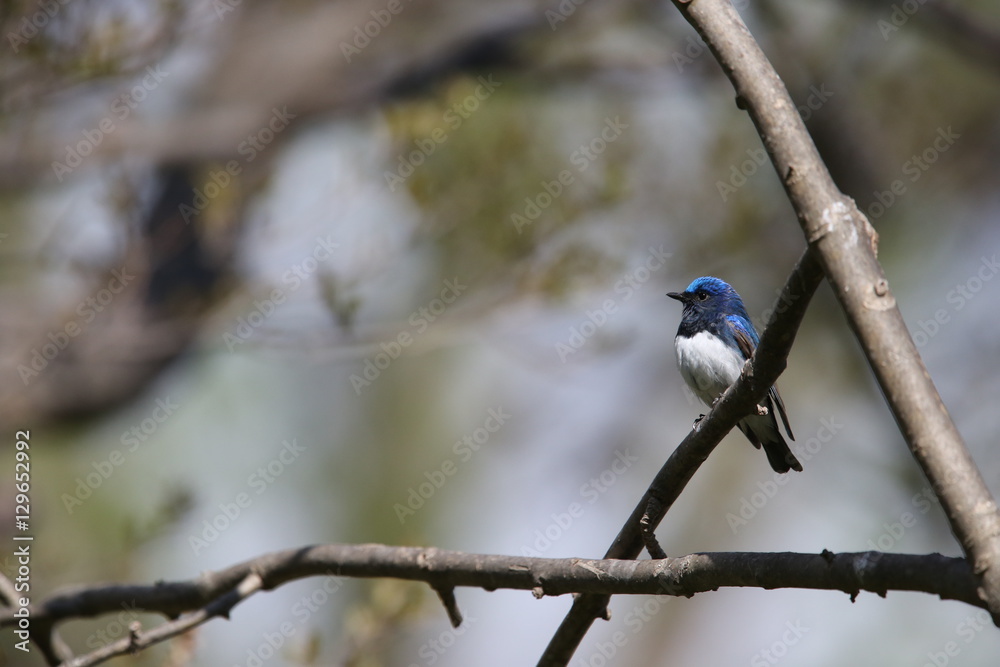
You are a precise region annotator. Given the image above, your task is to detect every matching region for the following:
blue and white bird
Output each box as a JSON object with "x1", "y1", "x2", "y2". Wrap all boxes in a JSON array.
[{"x1": 667, "y1": 276, "x2": 802, "y2": 473}]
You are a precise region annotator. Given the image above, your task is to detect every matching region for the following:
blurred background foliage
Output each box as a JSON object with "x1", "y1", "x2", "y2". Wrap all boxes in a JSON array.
[{"x1": 2, "y1": 0, "x2": 1000, "y2": 665}]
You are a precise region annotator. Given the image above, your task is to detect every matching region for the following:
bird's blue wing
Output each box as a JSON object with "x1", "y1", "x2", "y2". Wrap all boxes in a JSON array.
[
  {"x1": 728, "y1": 315, "x2": 795, "y2": 439},
  {"x1": 726, "y1": 315, "x2": 759, "y2": 360}
]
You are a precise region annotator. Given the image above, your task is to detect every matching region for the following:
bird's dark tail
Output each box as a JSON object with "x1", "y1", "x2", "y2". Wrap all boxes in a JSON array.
[
  {"x1": 762, "y1": 437, "x2": 803, "y2": 474},
  {"x1": 738, "y1": 415, "x2": 803, "y2": 474}
]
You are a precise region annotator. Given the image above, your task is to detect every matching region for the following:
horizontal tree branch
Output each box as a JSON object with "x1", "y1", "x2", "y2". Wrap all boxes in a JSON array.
[{"x1": 3, "y1": 544, "x2": 982, "y2": 667}]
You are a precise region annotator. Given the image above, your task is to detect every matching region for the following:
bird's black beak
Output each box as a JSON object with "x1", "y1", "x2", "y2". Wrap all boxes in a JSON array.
[{"x1": 666, "y1": 291, "x2": 686, "y2": 302}]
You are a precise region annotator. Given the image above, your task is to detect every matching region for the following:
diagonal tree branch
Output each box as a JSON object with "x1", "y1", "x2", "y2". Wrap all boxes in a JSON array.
[
  {"x1": 0, "y1": 544, "x2": 984, "y2": 667},
  {"x1": 669, "y1": 0, "x2": 1000, "y2": 625}
]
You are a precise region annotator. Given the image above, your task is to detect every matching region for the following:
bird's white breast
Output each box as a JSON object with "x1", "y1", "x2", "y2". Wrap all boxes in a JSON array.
[{"x1": 674, "y1": 331, "x2": 744, "y2": 407}]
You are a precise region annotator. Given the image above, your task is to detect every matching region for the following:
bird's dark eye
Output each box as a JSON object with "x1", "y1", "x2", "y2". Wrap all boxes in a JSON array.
[{"x1": 696, "y1": 292, "x2": 708, "y2": 301}]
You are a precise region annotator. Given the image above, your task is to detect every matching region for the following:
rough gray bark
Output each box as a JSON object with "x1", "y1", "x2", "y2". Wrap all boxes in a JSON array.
[{"x1": 0, "y1": 545, "x2": 982, "y2": 667}]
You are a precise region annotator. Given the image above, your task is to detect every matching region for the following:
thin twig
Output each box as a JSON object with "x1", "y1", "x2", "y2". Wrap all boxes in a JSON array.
[
  {"x1": 640, "y1": 496, "x2": 668, "y2": 560},
  {"x1": 59, "y1": 573, "x2": 264, "y2": 667},
  {"x1": 433, "y1": 586, "x2": 464, "y2": 628}
]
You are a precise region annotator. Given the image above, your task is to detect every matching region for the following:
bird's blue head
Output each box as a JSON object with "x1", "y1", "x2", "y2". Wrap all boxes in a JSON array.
[{"x1": 667, "y1": 276, "x2": 752, "y2": 336}]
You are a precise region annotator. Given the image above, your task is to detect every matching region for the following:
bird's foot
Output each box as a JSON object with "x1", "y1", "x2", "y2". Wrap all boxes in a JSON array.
[
  {"x1": 692, "y1": 413, "x2": 706, "y2": 431},
  {"x1": 641, "y1": 497, "x2": 668, "y2": 560},
  {"x1": 756, "y1": 404, "x2": 769, "y2": 416}
]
